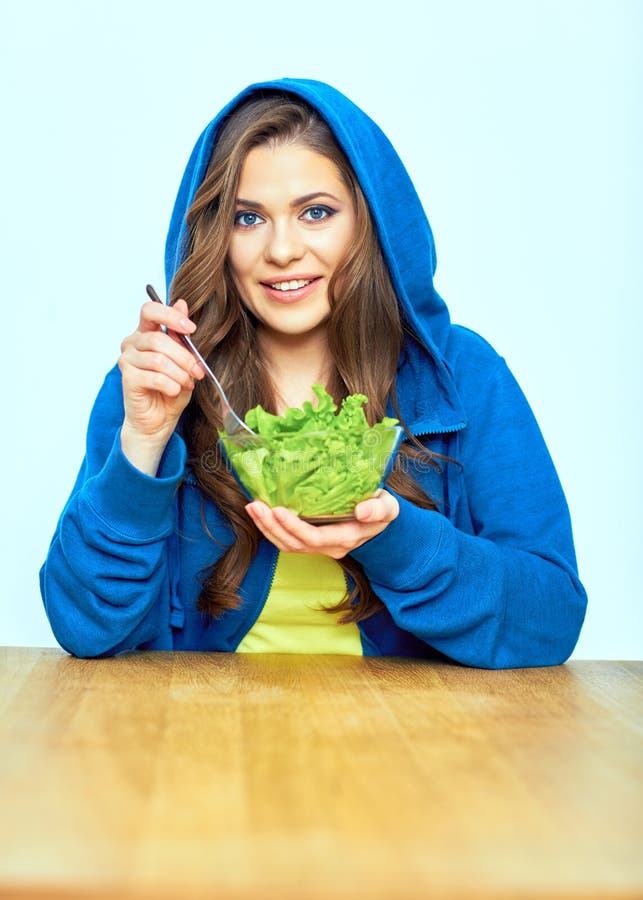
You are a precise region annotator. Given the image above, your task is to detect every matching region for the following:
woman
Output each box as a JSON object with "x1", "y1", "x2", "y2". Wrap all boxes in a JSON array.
[{"x1": 40, "y1": 78, "x2": 587, "y2": 665}]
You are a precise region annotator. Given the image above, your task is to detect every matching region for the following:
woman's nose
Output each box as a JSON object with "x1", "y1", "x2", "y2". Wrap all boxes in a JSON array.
[{"x1": 264, "y1": 219, "x2": 304, "y2": 266}]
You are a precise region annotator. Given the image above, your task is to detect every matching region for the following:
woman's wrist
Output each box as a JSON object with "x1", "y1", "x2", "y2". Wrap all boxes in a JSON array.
[{"x1": 119, "y1": 421, "x2": 172, "y2": 477}]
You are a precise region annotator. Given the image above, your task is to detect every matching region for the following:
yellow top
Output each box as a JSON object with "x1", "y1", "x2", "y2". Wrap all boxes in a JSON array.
[{"x1": 236, "y1": 552, "x2": 363, "y2": 654}]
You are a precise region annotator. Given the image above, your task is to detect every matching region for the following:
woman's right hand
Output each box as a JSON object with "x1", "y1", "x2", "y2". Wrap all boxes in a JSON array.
[{"x1": 118, "y1": 298, "x2": 204, "y2": 475}]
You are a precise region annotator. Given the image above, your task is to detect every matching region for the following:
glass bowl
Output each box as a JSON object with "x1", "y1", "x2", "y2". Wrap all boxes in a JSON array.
[{"x1": 219, "y1": 425, "x2": 403, "y2": 523}]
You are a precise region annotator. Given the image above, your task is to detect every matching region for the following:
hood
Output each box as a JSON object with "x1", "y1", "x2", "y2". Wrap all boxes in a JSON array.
[{"x1": 164, "y1": 78, "x2": 465, "y2": 434}]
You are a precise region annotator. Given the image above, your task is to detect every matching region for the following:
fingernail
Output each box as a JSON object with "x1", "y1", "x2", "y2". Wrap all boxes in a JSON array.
[
  {"x1": 179, "y1": 318, "x2": 196, "y2": 332},
  {"x1": 248, "y1": 503, "x2": 264, "y2": 519}
]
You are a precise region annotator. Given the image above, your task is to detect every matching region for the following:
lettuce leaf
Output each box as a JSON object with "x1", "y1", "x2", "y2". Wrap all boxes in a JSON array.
[{"x1": 220, "y1": 385, "x2": 401, "y2": 516}]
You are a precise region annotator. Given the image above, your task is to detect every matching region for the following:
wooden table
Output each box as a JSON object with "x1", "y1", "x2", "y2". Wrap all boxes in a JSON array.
[{"x1": 0, "y1": 649, "x2": 641, "y2": 899}]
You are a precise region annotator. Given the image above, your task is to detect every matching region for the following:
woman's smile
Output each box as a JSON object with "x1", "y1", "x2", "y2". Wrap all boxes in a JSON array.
[{"x1": 260, "y1": 274, "x2": 323, "y2": 303}]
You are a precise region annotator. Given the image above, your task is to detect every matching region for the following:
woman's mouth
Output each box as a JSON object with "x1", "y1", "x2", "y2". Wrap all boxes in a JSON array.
[{"x1": 261, "y1": 276, "x2": 321, "y2": 303}]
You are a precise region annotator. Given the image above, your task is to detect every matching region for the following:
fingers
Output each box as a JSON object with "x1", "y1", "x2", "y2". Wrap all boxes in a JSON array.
[
  {"x1": 119, "y1": 299, "x2": 205, "y2": 399},
  {"x1": 138, "y1": 298, "x2": 197, "y2": 336},
  {"x1": 354, "y1": 490, "x2": 399, "y2": 524},
  {"x1": 245, "y1": 491, "x2": 399, "y2": 558},
  {"x1": 121, "y1": 329, "x2": 203, "y2": 394},
  {"x1": 245, "y1": 503, "x2": 307, "y2": 553}
]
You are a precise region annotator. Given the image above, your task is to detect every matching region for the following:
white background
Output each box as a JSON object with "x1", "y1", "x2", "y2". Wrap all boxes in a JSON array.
[{"x1": 1, "y1": 0, "x2": 641, "y2": 658}]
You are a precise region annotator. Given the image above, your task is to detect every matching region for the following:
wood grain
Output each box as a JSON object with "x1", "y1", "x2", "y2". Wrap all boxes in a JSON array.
[{"x1": 0, "y1": 648, "x2": 641, "y2": 899}]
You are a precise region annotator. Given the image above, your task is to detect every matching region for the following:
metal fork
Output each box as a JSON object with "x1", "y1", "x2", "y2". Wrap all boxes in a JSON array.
[{"x1": 145, "y1": 285, "x2": 259, "y2": 445}]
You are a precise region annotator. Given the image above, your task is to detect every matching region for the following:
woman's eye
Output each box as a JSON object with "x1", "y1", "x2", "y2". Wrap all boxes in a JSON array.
[
  {"x1": 234, "y1": 211, "x2": 263, "y2": 228},
  {"x1": 302, "y1": 205, "x2": 334, "y2": 222}
]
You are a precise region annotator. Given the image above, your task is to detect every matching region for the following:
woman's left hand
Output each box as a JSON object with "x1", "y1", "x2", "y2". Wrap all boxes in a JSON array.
[{"x1": 245, "y1": 490, "x2": 399, "y2": 558}]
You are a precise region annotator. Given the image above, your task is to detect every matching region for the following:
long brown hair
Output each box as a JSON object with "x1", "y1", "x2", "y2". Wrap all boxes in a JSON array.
[{"x1": 172, "y1": 92, "x2": 440, "y2": 623}]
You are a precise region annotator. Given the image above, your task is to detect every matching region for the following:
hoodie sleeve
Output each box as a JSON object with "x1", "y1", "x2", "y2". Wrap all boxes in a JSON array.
[
  {"x1": 350, "y1": 346, "x2": 587, "y2": 669},
  {"x1": 39, "y1": 367, "x2": 185, "y2": 658}
]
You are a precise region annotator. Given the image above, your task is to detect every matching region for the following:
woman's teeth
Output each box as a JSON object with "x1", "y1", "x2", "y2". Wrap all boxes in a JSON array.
[{"x1": 270, "y1": 279, "x2": 312, "y2": 291}]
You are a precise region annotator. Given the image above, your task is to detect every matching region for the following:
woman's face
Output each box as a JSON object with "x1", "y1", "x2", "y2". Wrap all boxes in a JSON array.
[{"x1": 227, "y1": 142, "x2": 357, "y2": 342}]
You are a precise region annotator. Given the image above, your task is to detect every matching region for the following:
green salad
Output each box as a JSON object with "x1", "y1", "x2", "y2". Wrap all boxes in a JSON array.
[{"x1": 219, "y1": 385, "x2": 401, "y2": 517}]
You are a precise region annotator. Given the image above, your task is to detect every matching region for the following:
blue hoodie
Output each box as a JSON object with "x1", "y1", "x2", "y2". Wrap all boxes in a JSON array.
[{"x1": 40, "y1": 79, "x2": 587, "y2": 666}]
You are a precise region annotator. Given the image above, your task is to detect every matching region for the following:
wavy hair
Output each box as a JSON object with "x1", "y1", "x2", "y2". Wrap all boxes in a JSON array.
[{"x1": 171, "y1": 92, "x2": 440, "y2": 623}]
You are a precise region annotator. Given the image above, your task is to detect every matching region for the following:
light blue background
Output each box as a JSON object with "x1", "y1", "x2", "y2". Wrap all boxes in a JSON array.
[{"x1": 1, "y1": 0, "x2": 641, "y2": 658}]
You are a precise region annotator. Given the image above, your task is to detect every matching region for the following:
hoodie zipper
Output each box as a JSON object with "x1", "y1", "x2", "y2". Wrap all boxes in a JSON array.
[
  {"x1": 237, "y1": 545, "x2": 280, "y2": 643},
  {"x1": 410, "y1": 421, "x2": 466, "y2": 439}
]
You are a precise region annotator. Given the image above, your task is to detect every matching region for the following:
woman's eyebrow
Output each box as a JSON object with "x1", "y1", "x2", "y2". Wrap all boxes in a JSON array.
[
  {"x1": 235, "y1": 198, "x2": 265, "y2": 210},
  {"x1": 235, "y1": 192, "x2": 342, "y2": 209},
  {"x1": 292, "y1": 192, "x2": 342, "y2": 206}
]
